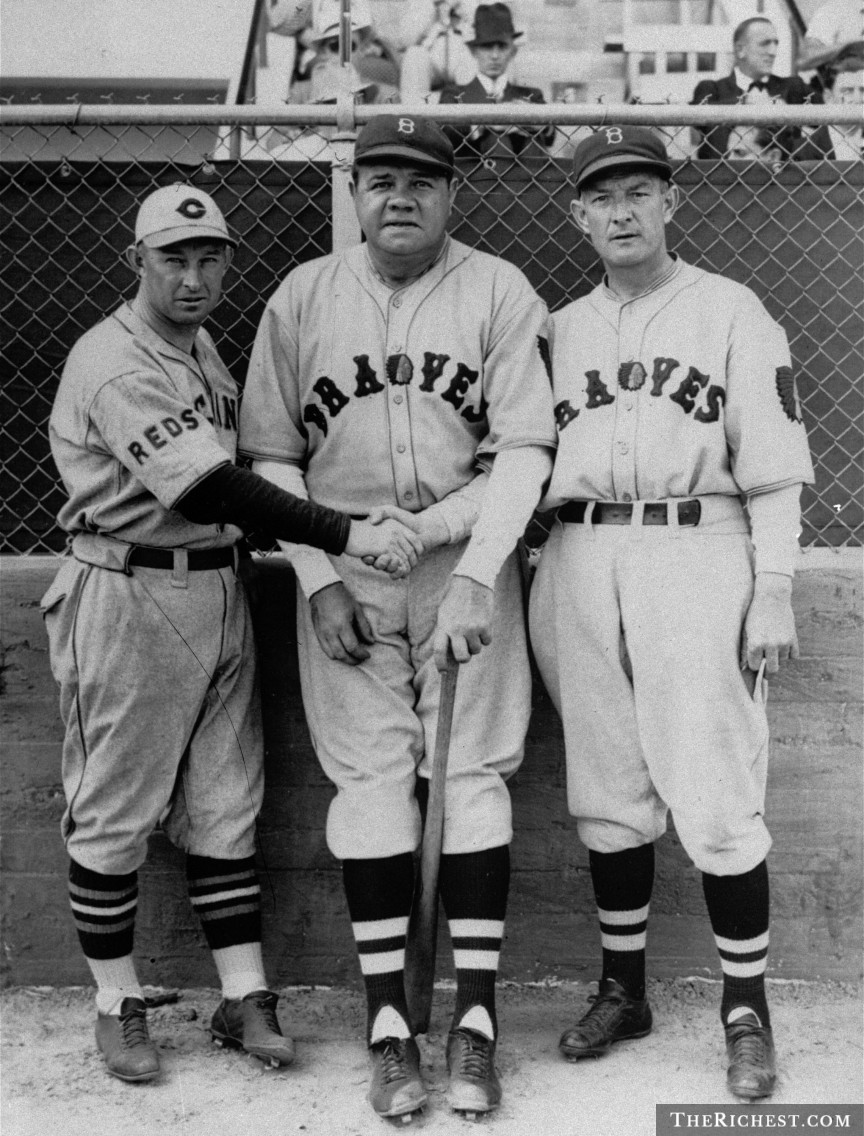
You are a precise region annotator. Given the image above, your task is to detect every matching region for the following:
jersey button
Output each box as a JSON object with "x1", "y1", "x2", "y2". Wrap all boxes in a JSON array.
[
  {"x1": 622, "y1": 492, "x2": 633, "y2": 502},
  {"x1": 392, "y1": 296, "x2": 402, "y2": 308},
  {"x1": 396, "y1": 443, "x2": 406, "y2": 453},
  {"x1": 404, "y1": 490, "x2": 414, "y2": 500},
  {"x1": 394, "y1": 394, "x2": 403, "y2": 404},
  {"x1": 617, "y1": 441, "x2": 629, "y2": 454}
]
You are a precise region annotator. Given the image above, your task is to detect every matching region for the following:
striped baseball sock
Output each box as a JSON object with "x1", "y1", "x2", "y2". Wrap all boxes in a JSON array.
[
  {"x1": 342, "y1": 853, "x2": 414, "y2": 1044},
  {"x1": 703, "y1": 860, "x2": 771, "y2": 1028},
  {"x1": 186, "y1": 854, "x2": 266, "y2": 1000},
  {"x1": 589, "y1": 843, "x2": 655, "y2": 999},
  {"x1": 439, "y1": 844, "x2": 510, "y2": 1042},
  {"x1": 68, "y1": 858, "x2": 144, "y2": 1013}
]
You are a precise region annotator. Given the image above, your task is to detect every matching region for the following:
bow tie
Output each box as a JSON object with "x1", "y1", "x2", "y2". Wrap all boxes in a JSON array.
[{"x1": 748, "y1": 80, "x2": 768, "y2": 91}]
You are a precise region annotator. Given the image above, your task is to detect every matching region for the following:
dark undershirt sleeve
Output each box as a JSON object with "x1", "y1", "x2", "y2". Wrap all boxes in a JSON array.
[{"x1": 174, "y1": 462, "x2": 351, "y2": 556}]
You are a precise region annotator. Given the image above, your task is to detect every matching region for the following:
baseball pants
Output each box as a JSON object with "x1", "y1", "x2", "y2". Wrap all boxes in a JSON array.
[
  {"x1": 529, "y1": 497, "x2": 772, "y2": 876},
  {"x1": 296, "y1": 540, "x2": 530, "y2": 860},
  {"x1": 41, "y1": 555, "x2": 263, "y2": 875}
]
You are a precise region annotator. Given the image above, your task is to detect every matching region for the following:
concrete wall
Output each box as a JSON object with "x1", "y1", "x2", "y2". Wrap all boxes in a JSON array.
[{"x1": 1, "y1": 551, "x2": 861, "y2": 989}]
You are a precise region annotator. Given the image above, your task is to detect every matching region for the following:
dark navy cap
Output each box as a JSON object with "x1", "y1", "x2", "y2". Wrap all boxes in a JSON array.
[
  {"x1": 572, "y1": 126, "x2": 672, "y2": 190},
  {"x1": 354, "y1": 115, "x2": 454, "y2": 176}
]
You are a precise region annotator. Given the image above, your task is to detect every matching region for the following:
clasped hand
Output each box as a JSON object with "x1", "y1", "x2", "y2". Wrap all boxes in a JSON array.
[{"x1": 347, "y1": 505, "x2": 451, "y2": 578}]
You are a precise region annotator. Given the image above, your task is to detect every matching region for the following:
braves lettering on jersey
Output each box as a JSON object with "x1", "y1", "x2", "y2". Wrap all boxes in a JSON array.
[
  {"x1": 50, "y1": 302, "x2": 241, "y2": 551},
  {"x1": 541, "y1": 259, "x2": 813, "y2": 509},
  {"x1": 239, "y1": 238, "x2": 556, "y2": 514}
]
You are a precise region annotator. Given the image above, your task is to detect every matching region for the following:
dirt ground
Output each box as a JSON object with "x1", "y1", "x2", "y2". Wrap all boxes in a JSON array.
[{"x1": 1, "y1": 979, "x2": 861, "y2": 1136}]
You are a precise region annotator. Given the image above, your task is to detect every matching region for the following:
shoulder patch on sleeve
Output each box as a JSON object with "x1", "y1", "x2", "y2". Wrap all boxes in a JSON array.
[{"x1": 775, "y1": 365, "x2": 802, "y2": 423}]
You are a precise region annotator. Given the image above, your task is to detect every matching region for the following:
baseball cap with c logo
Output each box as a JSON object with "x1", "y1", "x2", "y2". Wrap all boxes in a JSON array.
[{"x1": 134, "y1": 184, "x2": 237, "y2": 249}]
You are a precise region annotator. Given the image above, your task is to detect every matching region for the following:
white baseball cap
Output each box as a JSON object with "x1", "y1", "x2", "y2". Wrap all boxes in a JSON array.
[{"x1": 134, "y1": 185, "x2": 237, "y2": 249}]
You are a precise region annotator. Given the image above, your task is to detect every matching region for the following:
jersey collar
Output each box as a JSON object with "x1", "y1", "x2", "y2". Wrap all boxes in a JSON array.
[{"x1": 111, "y1": 301, "x2": 205, "y2": 367}]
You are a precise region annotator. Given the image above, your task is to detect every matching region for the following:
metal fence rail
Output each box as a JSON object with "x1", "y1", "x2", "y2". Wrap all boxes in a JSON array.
[{"x1": 1, "y1": 104, "x2": 861, "y2": 552}]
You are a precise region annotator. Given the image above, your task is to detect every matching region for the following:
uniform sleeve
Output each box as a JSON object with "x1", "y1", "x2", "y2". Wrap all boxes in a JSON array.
[
  {"x1": 238, "y1": 291, "x2": 309, "y2": 464},
  {"x1": 475, "y1": 275, "x2": 558, "y2": 461},
  {"x1": 88, "y1": 372, "x2": 236, "y2": 510},
  {"x1": 724, "y1": 289, "x2": 815, "y2": 495}
]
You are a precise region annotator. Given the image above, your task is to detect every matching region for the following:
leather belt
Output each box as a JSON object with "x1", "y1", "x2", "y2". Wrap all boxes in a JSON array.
[
  {"x1": 127, "y1": 546, "x2": 236, "y2": 571},
  {"x1": 557, "y1": 499, "x2": 702, "y2": 526}
]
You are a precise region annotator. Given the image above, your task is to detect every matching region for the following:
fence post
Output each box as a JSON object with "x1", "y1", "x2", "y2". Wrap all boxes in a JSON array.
[{"x1": 331, "y1": 93, "x2": 360, "y2": 251}]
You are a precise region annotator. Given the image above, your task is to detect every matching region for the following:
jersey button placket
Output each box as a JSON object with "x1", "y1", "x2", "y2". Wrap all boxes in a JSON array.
[
  {"x1": 612, "y1": 306, "x2": 640, "y2": 502},
  {"x1": 386, "y1": 307, "x2": 418, "y2": 509}
]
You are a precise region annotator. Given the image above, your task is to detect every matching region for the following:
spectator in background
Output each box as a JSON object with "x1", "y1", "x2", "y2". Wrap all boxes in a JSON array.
[
  {"x1": 439, "y1": 3, "x2": 555, "y2": 158},
  {"x1": 798, "y1": 0, "x2": 863, "y2": 71},
  {"x1": 725, "y1": 125, "x2": 786, "y2": 170},
  {"x1": 399, "y1": 1, "x2": 477, "y2": 105},
  {"x1": 306, "y1": 0, "x2": 400, "y2": 104},
  {"x1": 796, "y1": 65, "x2": 864, "y2": 158},
  {"x1": 691, "y1": 17, "x2": 814, "y2": 159}
]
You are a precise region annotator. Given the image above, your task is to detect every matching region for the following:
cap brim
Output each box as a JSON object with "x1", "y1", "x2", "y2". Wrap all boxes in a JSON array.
[
  {"x1": 141, "y1": 225, "x2": 238, "y2": 249},
  {"x1": 354, "y1": 144, "x2": 453, "y2": 175},
  {"x1": 576, "y1": 154, "x2": 671, "y2": 188}
]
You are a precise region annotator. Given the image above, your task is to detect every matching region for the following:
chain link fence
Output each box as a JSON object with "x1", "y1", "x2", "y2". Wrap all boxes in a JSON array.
[{"x1": 1, "y1": 104, "x2": 861, "y2": 552}]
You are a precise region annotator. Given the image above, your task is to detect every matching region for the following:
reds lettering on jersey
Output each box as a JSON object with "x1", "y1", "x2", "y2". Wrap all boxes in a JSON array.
[{"x1": 542, "y1": 260, "x2": 813, "y2": 507}]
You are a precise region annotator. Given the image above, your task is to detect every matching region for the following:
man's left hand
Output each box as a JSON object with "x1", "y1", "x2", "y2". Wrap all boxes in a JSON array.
[
  {"x1": 741, "y1": 572, "x2": 799, "y2": 673},
  {"x1": 432, "y1": 575, "x2": 494, "y2": 670}
]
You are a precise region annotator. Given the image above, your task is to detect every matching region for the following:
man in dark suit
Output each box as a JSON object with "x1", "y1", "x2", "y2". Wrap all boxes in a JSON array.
[
  {"x1": 691, "y1": 17, "x2": 816, "y2": 158},
  {"x1": 439, "y1": 3, "x2": 554, "y2": 158}
]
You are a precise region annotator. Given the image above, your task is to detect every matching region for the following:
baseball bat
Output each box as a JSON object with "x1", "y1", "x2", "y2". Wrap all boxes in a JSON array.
[{"x1": 404, "y1": 652, "x2": 459, "y2": 1036}]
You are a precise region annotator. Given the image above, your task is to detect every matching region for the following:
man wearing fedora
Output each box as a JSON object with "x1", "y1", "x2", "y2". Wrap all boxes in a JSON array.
[{"x1": 440, "y1": 3, "x2": 555, "y2": 157}]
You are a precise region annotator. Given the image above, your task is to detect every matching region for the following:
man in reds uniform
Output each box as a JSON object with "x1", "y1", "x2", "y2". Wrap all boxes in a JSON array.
[
  {"x1": 529, "y1": 128, "x2": 814, "y2": 1100},
  {"x1": 239, "y1": 115, "x2": 556, "y2": 1121},
  {"x1": 42, "y1": 184, "x2": 421, "y2": 1084}
]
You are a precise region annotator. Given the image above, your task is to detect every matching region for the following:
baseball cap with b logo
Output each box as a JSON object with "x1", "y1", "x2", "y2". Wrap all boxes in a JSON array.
[
  {"x1": 571, "y1": 126, "x2": 672, "y2": 190},
  {"x1": 134, "y1": 184, "x2": 237, "y2": 249},
  {"x1": 354, "y1": 115, "x2": 454, "y2": 176}
]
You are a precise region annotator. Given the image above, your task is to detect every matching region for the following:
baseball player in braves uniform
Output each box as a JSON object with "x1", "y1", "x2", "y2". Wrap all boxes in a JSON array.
[
  {"x1": 239, "y1": 115, "x2": 556, "y2": 1120},
  {"x1": 529, "y1": 127, "x2": 814, "y2": 1100},
  {"x1": 42, "y1": 184, "x2": 422, "y2": 1084}
]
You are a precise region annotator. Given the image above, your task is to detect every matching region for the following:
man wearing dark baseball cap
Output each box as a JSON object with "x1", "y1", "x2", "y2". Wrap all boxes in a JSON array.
[
  {"x1": 241, "y1": 110, "x2": 557, "y2": 1121},
  {"x1": 530, "y1": 123, "x2": 813, "y2": 1102},
  {"x1": 570, "y1": 124, "x2": 673, "y2": 191},
  {"x1": 352, "y1": 113, "x2": 455, "y2": 176}
]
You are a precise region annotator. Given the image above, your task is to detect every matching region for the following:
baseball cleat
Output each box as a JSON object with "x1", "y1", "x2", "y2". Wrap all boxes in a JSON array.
[
  {"x1": 446, "y1": 1028, "x2": 502, "y2": 1117},
  {"x1": 725, "y1": 1011, "x2": 776, "y2": 1100},
  {"x1": 367, "y1": 1036, "x2": 427, "y2": 1121},
  {"x1": 210, "y1": 989, "x2": 296, "y2": 1067},
  {"x1": 559, "y1": 977, "x2": 652, "y2": 1060},
  {"x1": 95, "y1": 996, "x2": 160, "y2": 1082}
]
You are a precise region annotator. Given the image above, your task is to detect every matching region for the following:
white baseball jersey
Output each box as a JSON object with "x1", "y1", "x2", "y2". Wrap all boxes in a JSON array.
[
  {"x1": 50, "y1": 302, "x2": 241, "y2": 551},
  {"x1": 542, "y1": 258, "x2": 814, "y2": 508},
  {"x1": 238, "y1": 237, "x2": 557, "y2": 510}
]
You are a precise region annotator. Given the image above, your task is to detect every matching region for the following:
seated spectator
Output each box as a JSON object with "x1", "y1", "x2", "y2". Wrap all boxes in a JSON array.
[
  {"x1": 796, "y1": 65, "x2": 864, "y2": 158},
  {"x1": 725, "y1": 125, "x2": 786, "y2": 170},
  {"x1": 691, "y1": 17, "x2": 815, "y2": 158},
  {"x1": 399, "y1": 1, "x2": 477, "y2": 105},
  {"x1": 306, "y1": 0, "x2": 400, "y2": 103},
  {"x1": 439, "y1": 3, "x2": 555, "y2": 157}
]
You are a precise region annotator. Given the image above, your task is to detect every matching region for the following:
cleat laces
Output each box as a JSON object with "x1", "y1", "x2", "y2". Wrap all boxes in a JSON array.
[
  {"x1": 248, "y1": 992, "x2": 281, "y2": 1034},
  {"x1": 379, "y1": 1039, "x2": 413, "y2": 1084},
  {"x1": 119, "y1": 1005, "x2": 151, "y2": 1050},
  {"x1": 729, "y1": 1022, "x2": 769, "y2": 1064},
  {"x1": 575, "y1": 991, "x2": 626, "y2": 1040},
  {"x1": 453, "y1": 1030, "x2": 493, "y2": 1080}
]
